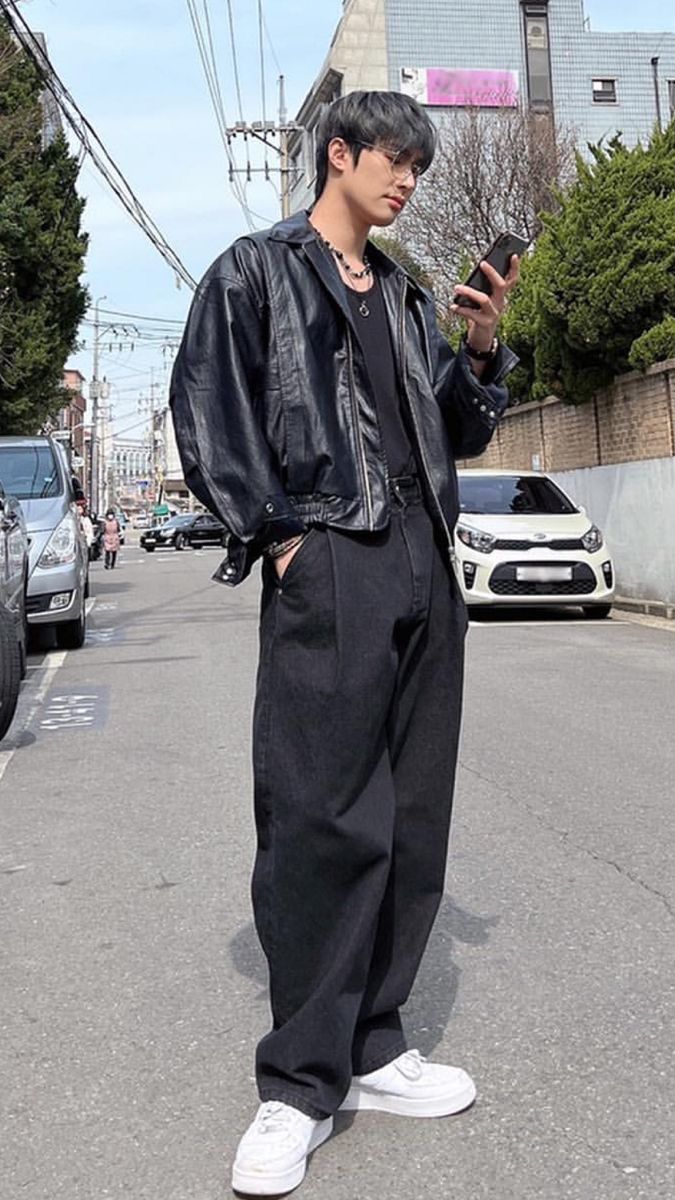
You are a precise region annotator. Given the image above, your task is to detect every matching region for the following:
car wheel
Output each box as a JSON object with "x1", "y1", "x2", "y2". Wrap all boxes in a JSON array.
[
  {"x1": 55, "y1": 606, "x2": 86, "y2": 650},
  {"x1": 0, "y1": 608, "x2": 22, "y2": 741},
  {"x1": 144, "y1": 546, "x2": 155, "y2": 553},
  {"x1": 175, "y1": 533, "x2": 188, "y2": 550},
  {"x1": 582, "y1": 604, "x2": 612, "y2": 620}
]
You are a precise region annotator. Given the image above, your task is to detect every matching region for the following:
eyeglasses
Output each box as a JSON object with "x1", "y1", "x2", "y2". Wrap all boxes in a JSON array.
[{"x1": 353, "y1": 141, "x2": 423, "y2": 183}]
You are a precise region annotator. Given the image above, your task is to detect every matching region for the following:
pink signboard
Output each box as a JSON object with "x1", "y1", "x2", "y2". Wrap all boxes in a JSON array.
[{"x1": 401, "y1": 67, "x2": 520, "y2": 109}]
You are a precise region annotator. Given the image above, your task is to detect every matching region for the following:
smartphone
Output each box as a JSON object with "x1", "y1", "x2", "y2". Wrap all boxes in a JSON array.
[{"x1": 454, "y1": 231, "x2": 530, "y2": 309}]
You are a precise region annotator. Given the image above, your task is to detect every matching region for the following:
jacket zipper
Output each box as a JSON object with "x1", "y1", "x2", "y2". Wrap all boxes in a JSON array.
[
  {"x1": 346, "y1": 325, "x2": 374, "y2": 529},
  {"x1": 397, "y1": 277, "x2": 454, "y2": 556}
]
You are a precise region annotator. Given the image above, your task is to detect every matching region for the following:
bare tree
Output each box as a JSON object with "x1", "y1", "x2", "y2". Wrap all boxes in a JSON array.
[{"x1": 398, "y1": 107, "x2": 577, "y2": 314}]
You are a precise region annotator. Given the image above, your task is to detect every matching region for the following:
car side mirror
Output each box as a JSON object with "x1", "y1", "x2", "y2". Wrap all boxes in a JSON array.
[{"x1": 0, "y1": 488, "x2": 20, "y2": 525}]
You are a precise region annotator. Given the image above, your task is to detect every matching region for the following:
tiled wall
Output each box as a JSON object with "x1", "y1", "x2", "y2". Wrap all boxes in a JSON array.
[
  {"x1": 290, "y1": 1, "x2": 675, "y2": 210},
  {"x1": 385, "y1": 0, "x2": 675, "y2": 148}
]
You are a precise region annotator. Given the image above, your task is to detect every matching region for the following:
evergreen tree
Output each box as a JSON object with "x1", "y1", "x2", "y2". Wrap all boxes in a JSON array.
[
  {"x1": 502, "y1": 125, "x2": 675, "y2": 405},
  {"x1": 0, "y1": 17, "x2": 88, "y2": 433}
]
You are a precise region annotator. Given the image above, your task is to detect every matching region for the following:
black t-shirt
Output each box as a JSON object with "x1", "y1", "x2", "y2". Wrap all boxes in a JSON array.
[{"x1": 345, "y1": 277, "x2": 416, "y2": 479}]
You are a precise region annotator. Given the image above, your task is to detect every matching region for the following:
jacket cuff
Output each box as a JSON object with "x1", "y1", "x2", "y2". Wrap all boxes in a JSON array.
[
  {"x1": 460, "y1": 340, "x2": 519, "y2": 388},
  {"x1": 212, "y1": 494, "x2": 307, "y2": 586}
]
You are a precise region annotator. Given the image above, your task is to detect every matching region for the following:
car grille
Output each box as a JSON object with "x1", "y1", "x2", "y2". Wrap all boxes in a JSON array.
[
  {"x1": 27, "y1": 594, "x2": 56, "y2": 614},
  {"x1": 488, "y1": 562, "x2": 597, "y2": 596},
  {"x1": 493, "y1": 538, "x2": 585, "y2": 551}
]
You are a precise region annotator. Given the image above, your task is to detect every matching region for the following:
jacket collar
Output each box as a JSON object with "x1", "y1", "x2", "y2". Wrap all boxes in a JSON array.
[{"x1": 268, "y1": 210, "x2": 426, "y2": 297}]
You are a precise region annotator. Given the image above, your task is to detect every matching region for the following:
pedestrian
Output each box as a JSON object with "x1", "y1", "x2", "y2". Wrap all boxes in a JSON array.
[
  {"x1": 170, "y1": 90, "x2": 520, "y2": 1196},
  {"x1": 78, "y1": 506, "x2": 96, "y2": 561},
  {"x1": 102, "y1": 509, "x2": 121, "y2": 570}
]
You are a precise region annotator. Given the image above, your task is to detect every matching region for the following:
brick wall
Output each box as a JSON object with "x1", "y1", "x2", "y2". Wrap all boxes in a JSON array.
[{"x1": 460, "y1": 359, "x2": 675, "y2": 472}]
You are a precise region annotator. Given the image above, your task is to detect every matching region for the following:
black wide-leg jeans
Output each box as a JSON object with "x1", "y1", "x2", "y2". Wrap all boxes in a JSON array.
[{"x1": 251, "y1": 479, "x2": 468, "y2": 1120}]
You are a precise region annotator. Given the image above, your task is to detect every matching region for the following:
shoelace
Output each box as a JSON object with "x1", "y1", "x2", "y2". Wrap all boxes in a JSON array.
[
  {"x1": 396, "y1": 1049, "x2": 427, "y2": 1080},
  {"x1": 256, "y1": 1102, "x2": 297, "y2": 1135}
]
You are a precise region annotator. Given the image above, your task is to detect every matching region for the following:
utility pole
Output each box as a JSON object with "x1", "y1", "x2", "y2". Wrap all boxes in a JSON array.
[
  {"x1": 279, "y1": 75, "x2": 291, "y2": 220},
  {"x1": 224, "y1": 75, "x2": 301, "y2": 217},
  {"x1": 89, "y1": 296, "x2": 105, "y2": 514}
]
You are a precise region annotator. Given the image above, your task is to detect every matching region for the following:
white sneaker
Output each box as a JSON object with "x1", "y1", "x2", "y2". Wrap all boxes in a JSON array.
[
  {"x1": 232, "y1": 1101, "x2": 333, "y2": 1196},
  {"x1": 340, "y1": 1049, "x2": 476, "y2": 1118}
]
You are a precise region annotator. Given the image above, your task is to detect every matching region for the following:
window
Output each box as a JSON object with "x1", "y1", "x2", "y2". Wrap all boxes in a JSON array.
[
  {"x1": 593, "y1": 78, "x2": 617, "y2": 104},
  {"x1": 303, "y1": 125, "x2": 317, "y2": 183},
  {"x1": 669, "y1": 80, "x2": 675, "y2": 119},
  {"x1": 0, "y1": 444, "x2": 62, "y2": 499},
  {"x1": 458, "y1": 475, "x2": 577, "y2": 516},
  {"x1": 522, "y1": 5, "x2": 552, "y2": 108}
]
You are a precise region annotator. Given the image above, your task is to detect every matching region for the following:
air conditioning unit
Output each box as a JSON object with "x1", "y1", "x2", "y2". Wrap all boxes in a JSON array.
[{"x1": 527, "y1": 22, "x2": 548, "y2": 49}]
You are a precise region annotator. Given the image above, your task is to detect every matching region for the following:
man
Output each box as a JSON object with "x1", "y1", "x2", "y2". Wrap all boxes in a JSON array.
[{"x1": 170, "y1": 91, "x2": 519, "y2": 1196}]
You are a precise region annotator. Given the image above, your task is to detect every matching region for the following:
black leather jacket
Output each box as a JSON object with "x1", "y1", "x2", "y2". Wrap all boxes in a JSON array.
[{"x1": 169, "y1": 211, "x2": 518, "y2": 585}]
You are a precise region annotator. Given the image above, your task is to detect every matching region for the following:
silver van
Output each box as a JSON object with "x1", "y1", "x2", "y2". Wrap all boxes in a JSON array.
[{"x1": 0, "y1": 437, "x2": 89, "y2": 648}]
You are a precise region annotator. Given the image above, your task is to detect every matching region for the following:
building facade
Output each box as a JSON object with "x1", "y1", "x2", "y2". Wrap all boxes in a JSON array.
[
  {"x1": 289, "y1": 0, "x2": 675, "y2": 207},
  {"x1": 111, "y1": 438, "x2": 151, "y2": 511}
]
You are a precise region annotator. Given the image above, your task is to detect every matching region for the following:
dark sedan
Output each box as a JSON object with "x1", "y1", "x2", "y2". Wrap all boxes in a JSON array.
[
  {"x1": 140, "y1": 512, "x2": 227, "y2": 552},
  {"x1": 0, "y1": 483, "x2": 29, "y2": 740}
]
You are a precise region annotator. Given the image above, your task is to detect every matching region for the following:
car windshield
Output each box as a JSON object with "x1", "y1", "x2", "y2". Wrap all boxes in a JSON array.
[
  {"x1": 459, "y1": 475, "x2": 577, "y2": 515},
  {"x1": 162, "y1": 515, "x2": 193, "y2": 528},
  {"x1": 0, "y1": 444, "x2": 62, "y2": 499}
]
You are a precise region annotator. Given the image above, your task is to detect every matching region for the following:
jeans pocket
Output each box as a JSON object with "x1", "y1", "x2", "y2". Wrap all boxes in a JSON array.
[{"x1": 277, "y1": 528, "x2": 318, "y2": 588}]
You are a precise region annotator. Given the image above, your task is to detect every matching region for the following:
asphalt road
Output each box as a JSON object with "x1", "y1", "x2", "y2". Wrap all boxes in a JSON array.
[{"x1": 1, "y1": 538, "x2": 673, "y2": 1200}]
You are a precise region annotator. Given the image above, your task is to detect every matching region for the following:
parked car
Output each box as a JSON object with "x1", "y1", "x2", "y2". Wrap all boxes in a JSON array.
[
  {"x1": 140, "y1": 512, "x2": 227, "y2": 552},
  {"x1": 454, "y1": 470, "x2": 615, "y2": 617},
  {"x1": 0, "y1": 437, "x2": 89, "y2": 648},
  {"x1": 0, "y1": 482, "x2": 29, "y2": 740},
  {"x1": 133, "y1": 512, "x2": 150, "y2": 529}
]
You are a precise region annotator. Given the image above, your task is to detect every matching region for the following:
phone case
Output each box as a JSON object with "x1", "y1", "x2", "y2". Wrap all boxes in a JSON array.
[{"x1": 455, "y1": 232, "x2": 529, "y2": 309}]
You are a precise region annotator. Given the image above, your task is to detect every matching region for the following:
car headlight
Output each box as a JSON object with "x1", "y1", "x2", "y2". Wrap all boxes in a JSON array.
[
  {"x1": 456, "y1": 525, "x2": 496, "y2": 554},
  {"x1": 160, "y1": 529, "x2": 175, "y2": 539},
  {"x1": 39, "y1": 513, "x2": 78, "y2": 567},
  {"x1": 581, "y1": 525, "x2": 603, "y2": 553}
]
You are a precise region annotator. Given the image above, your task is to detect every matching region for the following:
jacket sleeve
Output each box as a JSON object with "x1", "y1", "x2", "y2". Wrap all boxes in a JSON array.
[
  {"x1": 169, "y1": 262, "x2": 306, "y2": 586},
  {"x1": 429, "y1": 319, "x2": 519, "y2": 459}
]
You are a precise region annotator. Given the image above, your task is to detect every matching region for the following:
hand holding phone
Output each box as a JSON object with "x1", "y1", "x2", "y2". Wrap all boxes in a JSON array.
[{"x1": 454, "y1": 231, "x2": 529, "y2": 310}]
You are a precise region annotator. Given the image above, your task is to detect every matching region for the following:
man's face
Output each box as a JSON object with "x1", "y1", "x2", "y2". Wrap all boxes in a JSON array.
[{"x1": 333, "y1": 139, "x2": 423, "y2": 226}]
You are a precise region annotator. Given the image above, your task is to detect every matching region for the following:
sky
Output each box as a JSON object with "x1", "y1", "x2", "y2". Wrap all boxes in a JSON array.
[{"x1": 14, "y1": 0, "x2": 675, "y2": 439}]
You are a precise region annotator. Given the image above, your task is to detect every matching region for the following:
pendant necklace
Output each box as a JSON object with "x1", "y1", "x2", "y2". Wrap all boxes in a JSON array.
[{"x1": 314, "y1": 229, "x2": 373, "y2": 318}]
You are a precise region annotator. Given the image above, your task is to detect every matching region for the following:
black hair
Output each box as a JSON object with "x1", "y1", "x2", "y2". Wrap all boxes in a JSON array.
[{"x1": 313, "y1": 90, "x2": 437, "y2": 201}]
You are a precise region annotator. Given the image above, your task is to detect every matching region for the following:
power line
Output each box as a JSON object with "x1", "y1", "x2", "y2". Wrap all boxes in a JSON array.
[
  {"x1": 261, "y1": 7, "x2": 283, "y2": 77},
  {"x1": 184, "y1": 0, "x2": 260, "y2": 230},
  {"x1": 257, "y1": 0, "x2": 268, "y2": 182},
  {"x1": 91, "y1": 307, "x2": 185, "y2": 326},
  {"x1": 225, "y1": 0, "x2": 245, "y2": 123},
  {"x1": 1, "y1": 1, "x2": 197, "y2": 290}
]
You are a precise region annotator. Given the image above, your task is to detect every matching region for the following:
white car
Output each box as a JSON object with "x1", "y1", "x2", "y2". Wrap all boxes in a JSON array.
[{"x1": 454, "y1": 470, "x2": 615, "y2": 618}]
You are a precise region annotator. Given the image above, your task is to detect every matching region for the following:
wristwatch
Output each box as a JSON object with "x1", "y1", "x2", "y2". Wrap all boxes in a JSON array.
[{"x1": 463, "y1": 334, "x2": 499, "y2": 362}]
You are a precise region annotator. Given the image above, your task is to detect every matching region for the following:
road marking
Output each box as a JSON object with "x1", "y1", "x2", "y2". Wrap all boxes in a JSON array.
[
  {"x1": 0, "y1": 599, "x2": 96, "y2": 784},
  {"x1": 0, "y1": 650, "x2": 68, "y2": 784},
  {"x1": 39, "y1": 688, "x2": 109, "y2": 732}
]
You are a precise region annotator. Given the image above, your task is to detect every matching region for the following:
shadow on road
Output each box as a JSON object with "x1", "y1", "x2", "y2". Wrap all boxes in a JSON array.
[{"x1": 229, "y1": 893, "x2": 499, "y2": 1057}]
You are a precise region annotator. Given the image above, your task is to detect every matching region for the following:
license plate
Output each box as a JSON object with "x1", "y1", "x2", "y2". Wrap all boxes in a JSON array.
[
  {"x1": 144, "y1": 538, "x2": 156, "y2": 545},
  {"x1": 516, "y1": 566, "x2": 573, "y2": 583}
]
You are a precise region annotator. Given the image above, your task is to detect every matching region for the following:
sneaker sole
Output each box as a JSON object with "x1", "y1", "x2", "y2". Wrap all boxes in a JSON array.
[
  {"x1": 339, "y1": 1078, "x2": 477, "y2": 1119},
  {"x1": 232, "y1": 1117, "x2": 333, "y2": 1196}
]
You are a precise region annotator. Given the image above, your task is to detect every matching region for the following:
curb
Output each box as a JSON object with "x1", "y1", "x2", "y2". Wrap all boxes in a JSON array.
[{"x1": 613, "y1": 596, "x2": 675, "y2": 621}]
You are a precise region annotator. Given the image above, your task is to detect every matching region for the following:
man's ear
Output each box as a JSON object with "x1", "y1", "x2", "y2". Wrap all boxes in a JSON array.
[{"x1": 326, "y1": 137, "x2": 353, "y2": 178}]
